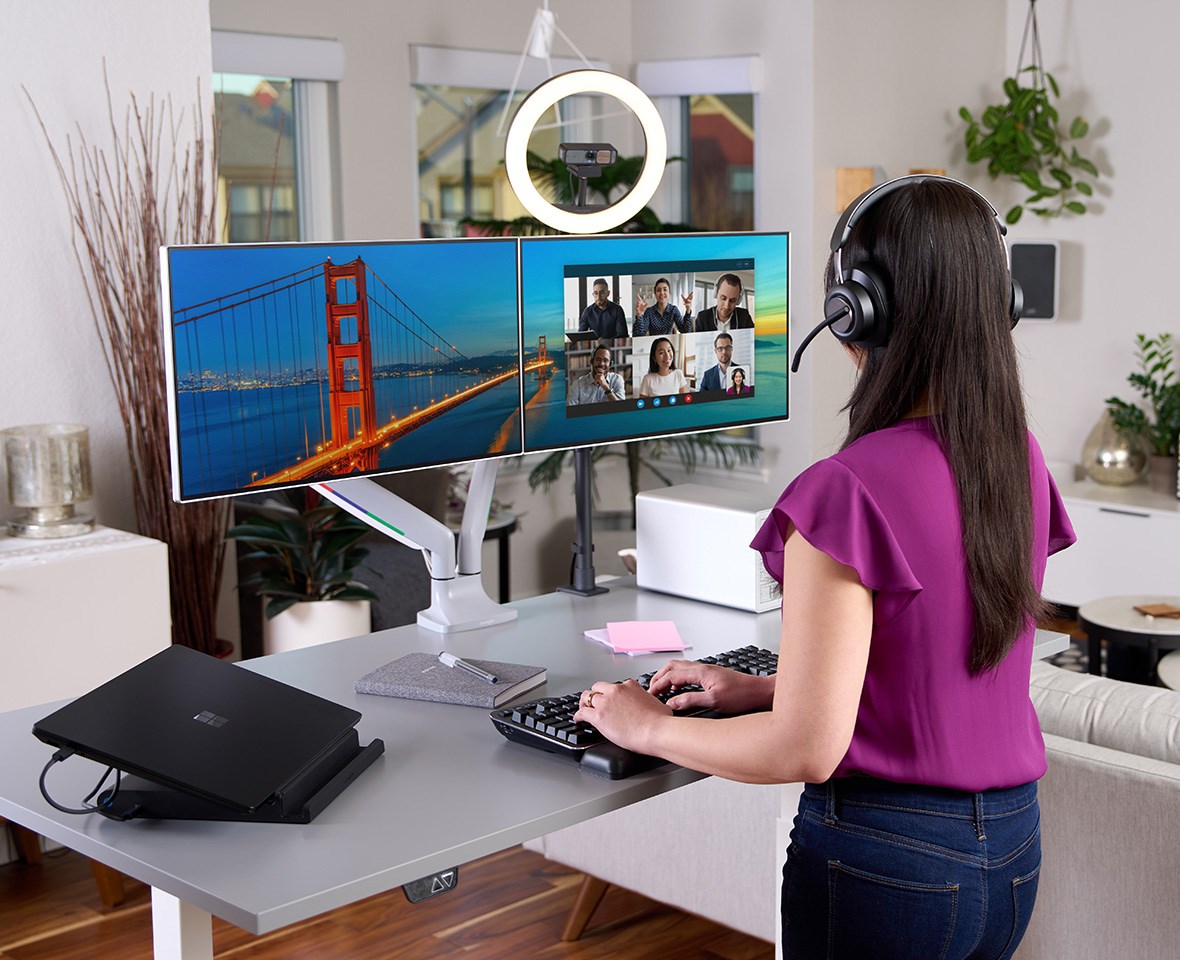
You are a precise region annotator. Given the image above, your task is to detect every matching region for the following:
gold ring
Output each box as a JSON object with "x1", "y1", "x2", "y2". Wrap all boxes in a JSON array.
[{"x1": 583, "y1": 691, "x2": 597, "y2": 708}]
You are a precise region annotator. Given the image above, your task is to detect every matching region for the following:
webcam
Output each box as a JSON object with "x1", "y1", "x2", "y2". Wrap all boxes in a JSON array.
[{"x1": 559, "y1": 143, "x2": 618, "y2": 167}]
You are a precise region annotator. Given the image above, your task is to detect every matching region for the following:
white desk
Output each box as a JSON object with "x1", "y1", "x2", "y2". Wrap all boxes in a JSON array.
[{"x1": 0, "y1": 580, "x2": 1068, "y2": 960}]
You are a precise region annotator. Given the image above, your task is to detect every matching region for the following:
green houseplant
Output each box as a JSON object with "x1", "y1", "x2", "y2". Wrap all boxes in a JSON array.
[
  {"x1": 1105, "y1": 333, "x2": 1180, "y2": 493},
  {"x1": 228, "y1": 488, "x2": 380, "y2": 620},
  {"x1": 957, "y1": 1, "x2": 1101, "y2": 224}
]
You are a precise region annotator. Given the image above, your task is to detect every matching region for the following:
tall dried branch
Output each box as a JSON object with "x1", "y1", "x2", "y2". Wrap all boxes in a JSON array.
[{"x1": 26, "y1": 68, "x2": 231, "y2": 655}]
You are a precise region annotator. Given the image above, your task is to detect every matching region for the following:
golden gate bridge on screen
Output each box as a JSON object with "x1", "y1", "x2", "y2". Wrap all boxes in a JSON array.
[{"x1": 170, "y1": 257, "x2": 548, "y2": 493}]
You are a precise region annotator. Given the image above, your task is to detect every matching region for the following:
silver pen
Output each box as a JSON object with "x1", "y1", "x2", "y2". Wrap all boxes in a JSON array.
[{"x1": 438, "y1": 651, "x2": 498, "y2": 684}]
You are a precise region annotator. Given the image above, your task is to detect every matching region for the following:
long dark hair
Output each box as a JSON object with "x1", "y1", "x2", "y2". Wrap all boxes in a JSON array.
[{"x1": 830, "y1": 179, "x2": 1049, "y2": 673}]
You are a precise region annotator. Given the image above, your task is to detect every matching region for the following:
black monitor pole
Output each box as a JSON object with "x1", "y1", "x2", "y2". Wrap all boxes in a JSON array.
[
  {"x1": 554, "y1": 149, "x2": 617, "y2": 598},
  {"x1": 557, "y1": 447, "x2": 608, "y2": 596}
]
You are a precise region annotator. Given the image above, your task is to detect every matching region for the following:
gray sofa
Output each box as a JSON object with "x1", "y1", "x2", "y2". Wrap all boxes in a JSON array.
[{"x1": 525, "y1": 661, "x2": 1180, "y2": 957}]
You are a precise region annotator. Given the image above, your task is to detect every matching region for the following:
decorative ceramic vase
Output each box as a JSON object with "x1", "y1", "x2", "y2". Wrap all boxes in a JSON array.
[
  {"x1": 263, "y1": 599, "x2": 372, "y2": 655},
  {"x1": 1147, "y1": 454, "x2": 1179, "y2": 496},
  {"x1": 1080, "y1": 411, "x2": 1148, "y2": 485}
]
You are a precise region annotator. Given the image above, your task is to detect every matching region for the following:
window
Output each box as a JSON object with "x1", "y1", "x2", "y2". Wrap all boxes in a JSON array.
[
  {"x1": 211, "y1": 31, "x2": 343, "y2": 242},
  {"x1": 686, "y1": 94, "x2": 755, "y2": 231},
  {"x1": 215, "y1": 74, "x2": 300, "y2": 243},
  {"x1": 415, "y1": 84, "x2": 569, "y2": 237}
]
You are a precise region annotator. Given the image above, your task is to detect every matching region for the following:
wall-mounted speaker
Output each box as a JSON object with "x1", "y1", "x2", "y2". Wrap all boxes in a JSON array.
[{"x1": 1010, "y1": 241, "x2": 1059, "y2": 320}]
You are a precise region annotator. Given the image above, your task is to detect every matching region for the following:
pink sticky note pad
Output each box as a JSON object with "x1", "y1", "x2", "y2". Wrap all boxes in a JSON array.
[{"x1": 606, "y1": 620, "x2": 684, "y2": 653}]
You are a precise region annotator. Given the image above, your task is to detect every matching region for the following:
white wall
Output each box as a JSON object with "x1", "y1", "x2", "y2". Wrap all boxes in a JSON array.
[
  {"x1": 809, "y1": 0, "x2": 1010, "y2": 457},
  {"x1": 998, "y1": 0, "x2": 1179, "y2": 466},
  {"x1": 0, "y1": 0, "x2": 213, "y2": 535}
]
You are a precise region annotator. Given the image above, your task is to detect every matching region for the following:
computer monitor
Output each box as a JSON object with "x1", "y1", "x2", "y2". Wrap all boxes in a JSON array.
[
  {"x1": 160, "y1": 237, "x2": 522, "y2": 633},
  {"x1": 518, "y1": 232, "x2": 789, "y2": 455},
  {"x1": 161, "y1": 237, "x2": 522, "y2": 504}
]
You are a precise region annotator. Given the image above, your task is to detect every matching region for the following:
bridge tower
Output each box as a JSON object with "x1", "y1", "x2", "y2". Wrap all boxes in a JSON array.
[
  {"x1": 536, "y1": 335, "x2": 553, "y2": 381},
  {"x1": 324, "y1": 258, "x2": 379, "y2": 472}
]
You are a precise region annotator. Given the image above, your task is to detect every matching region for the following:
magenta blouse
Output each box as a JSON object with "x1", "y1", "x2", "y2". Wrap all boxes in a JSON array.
[{"x1": 750, "y1": 418, "x2": 1076, "y2": 791}]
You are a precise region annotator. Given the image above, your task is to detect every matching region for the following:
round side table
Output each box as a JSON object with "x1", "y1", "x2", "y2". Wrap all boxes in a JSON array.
[{"x1": 1077, "y1": 595, "x2": 1180, "y2": 684}]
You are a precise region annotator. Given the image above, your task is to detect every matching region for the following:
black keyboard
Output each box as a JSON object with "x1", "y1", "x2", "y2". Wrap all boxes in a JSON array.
[{"x1": 489, "y1": 645, "x2": 778, "y2": 779}]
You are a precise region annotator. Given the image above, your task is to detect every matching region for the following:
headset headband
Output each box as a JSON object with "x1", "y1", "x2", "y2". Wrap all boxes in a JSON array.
[{"x1": 831, "y1": 174, "x2": 1007, "y2": 254}]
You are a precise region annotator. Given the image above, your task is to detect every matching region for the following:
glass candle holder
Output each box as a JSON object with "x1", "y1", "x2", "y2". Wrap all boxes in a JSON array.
[{"x1": 2, "y1": 423, "x2": 95, "y2": 538}]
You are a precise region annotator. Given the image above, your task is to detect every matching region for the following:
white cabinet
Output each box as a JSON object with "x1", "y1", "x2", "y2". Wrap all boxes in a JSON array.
[
  {"x1": 1043, "y1": 479, "x2": 1180, "y2": 608},
  {"x1": 0, "y1": 526, "x2": 171, "y2": 712}
]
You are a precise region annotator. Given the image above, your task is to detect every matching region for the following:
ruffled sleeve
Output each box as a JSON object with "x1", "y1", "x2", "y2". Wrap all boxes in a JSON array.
[
  {"x1": 750, "y1": 458, "x2": 923, "y2": 603},
  {"x1": 1045, "y1": 473, "x2": 1076, "y2": 556}
]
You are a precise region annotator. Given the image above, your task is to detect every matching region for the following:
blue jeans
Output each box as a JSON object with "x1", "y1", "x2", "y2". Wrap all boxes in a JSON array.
[{"x1": 782, "y1": 777, "x2": 1041, "y2": 960}]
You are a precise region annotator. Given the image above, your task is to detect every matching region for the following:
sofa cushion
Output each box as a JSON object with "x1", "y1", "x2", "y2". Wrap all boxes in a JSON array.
[{"x1": 1030, "y1": 660, "x2": 1180, "y2": 764}]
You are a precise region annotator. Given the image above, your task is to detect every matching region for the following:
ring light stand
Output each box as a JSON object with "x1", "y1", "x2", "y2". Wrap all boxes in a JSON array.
[{"x1": 506, "y1": 69, "x2": 668, "y2": 595}]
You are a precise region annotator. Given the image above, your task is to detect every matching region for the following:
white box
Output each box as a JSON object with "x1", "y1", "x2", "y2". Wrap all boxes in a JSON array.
[
  {"x1": 0, "y1": 526, "x2": 171, "y2": 712},
  {"x1": 636, "y1": 484, "x2": 779, "y2": 613}
]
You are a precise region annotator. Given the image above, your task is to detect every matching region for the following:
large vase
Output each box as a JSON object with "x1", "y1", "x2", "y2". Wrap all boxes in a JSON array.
[
  {"x1": 263, "y1": 599, "x2": 372, "y2": 655},
  {"x1": 1080, "y1": 411, "x2": 1148, "y2": 485}
]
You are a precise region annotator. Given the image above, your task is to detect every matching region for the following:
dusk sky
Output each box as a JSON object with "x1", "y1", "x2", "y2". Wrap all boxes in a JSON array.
[{"x1": 164, "y1": 238, "x2": 521, "y2": 370}]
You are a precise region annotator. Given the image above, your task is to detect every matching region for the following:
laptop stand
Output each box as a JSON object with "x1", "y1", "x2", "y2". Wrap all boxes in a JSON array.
[{"x1": 97, "y1": 731, "x2": 384, "y2": 824}]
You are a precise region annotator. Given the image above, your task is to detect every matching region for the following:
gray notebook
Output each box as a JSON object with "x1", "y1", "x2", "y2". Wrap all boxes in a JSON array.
[{"x1": 355, "y1": 652, "x2": 546, "y2": 708}]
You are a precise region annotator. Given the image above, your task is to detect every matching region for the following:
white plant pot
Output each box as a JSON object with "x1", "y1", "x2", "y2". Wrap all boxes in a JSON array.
[{"x1": 263, "y1": 599, "x2": 372, "y2": 655}]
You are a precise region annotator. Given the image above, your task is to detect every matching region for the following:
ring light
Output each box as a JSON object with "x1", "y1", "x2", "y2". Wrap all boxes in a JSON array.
[{"x1": 504, "y1": 70, "x2": 667, "y2": 234}]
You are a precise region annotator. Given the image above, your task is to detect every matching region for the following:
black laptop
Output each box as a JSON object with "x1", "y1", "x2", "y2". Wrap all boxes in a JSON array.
[{"x1": 33, "y1": 644, "x2": 383, "y2": 823}]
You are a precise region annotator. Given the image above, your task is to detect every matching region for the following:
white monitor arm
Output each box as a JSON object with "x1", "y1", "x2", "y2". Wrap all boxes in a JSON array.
[{"x1": 315, "y1": 459, "x2": 516, "y2": 634}]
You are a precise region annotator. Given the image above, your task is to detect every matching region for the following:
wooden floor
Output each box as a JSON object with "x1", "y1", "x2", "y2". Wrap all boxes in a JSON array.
[{"x1": 0, "y1": 844, "x2": 772, "y2": 960}]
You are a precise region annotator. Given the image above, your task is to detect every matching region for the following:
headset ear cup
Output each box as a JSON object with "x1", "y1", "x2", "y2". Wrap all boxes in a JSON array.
[
  {"x1": 823, "y1": 282, "x2": 868, "y2": 343},
  {"x1": 824, "y1": 262, "x2": 892, "y2": 348},
  {"x1": 1010, "y1": 278, "x2": 1023, "y2": 329},
  {"x1": 848, "y1": 264, "x2": 892, "y2": 347}
]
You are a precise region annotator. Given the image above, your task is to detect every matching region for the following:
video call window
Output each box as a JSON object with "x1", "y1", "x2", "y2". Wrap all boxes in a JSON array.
[{"x1": 562, "y1": 259, "x2": 758, "y2": 418}]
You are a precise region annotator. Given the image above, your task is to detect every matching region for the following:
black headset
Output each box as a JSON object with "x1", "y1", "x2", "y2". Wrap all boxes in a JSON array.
[{"x1": 790, "y1": 175, "x2": 1023, "y2": 373}]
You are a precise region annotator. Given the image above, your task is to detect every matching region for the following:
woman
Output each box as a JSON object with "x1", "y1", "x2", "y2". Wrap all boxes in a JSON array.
[
  {"x1": 725, "y1": 366, "x2": 751, "y2": 395},
  {"x1": 575, "y1": 178, "x2": 1075, "y2": 959},
  {"x1": 634, "y1": 278, "x2": 692, "y2": 336},
  {"x1": 637, "y1": 337, "x2": 689, "y2": 397}
]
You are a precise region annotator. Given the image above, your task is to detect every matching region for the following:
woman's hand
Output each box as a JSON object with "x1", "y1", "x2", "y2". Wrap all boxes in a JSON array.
[
  {"x1": 647, "y1": 661, "x2": 775, "y2": 715},
  {"x1": 572, "y1": 680, "x2": 672, "y2": 753},
  {"x1": 682, "y1": 291, "x2": 694, "y2": 312},
  {"x1": 635, "y1": 294, "x2": 647, "y2": 316}
]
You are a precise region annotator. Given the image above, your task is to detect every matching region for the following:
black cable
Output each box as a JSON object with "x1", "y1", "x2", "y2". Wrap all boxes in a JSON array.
[{"x1": 38, "y1": 750, "x2": 122, "y2": 816}]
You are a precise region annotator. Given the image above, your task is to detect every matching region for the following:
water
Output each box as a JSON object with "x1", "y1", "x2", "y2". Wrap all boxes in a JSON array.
[{"x1": 177, "y1": 371, "x2": 523, "y2": 498}]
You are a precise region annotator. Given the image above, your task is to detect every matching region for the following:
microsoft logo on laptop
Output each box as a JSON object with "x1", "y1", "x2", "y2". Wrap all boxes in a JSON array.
[{"x1": 193, "y1": 710, "x2": 229, "y2": 728}]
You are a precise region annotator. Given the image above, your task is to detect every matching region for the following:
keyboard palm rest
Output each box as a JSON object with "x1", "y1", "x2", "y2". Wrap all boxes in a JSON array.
[{"x1": 489, "y1": 645, "x2": 777, "y2": 779}]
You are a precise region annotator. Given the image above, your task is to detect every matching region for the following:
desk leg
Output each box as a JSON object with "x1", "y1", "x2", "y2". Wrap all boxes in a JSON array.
[{"x1": 151, "y1": 887, "x2": 213, "y2": 960}]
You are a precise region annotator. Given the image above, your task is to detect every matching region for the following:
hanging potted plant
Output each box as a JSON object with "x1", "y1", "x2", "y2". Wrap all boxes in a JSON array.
[
  {"x1": 1105, "y1": 333, "x2": 1180, "y2": 495},
  {"x1": 957, "y1": 0, "x2": 1102, "y2": 224},
  {"x1": 228, "y1": 488, "x2": 380, "y2": 653}
]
